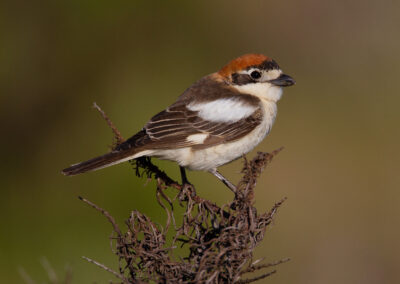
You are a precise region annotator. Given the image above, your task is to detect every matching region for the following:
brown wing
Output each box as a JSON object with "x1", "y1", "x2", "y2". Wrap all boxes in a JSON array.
[
  {"x1": 116, "y1": 102, "x2": 263, "y2": 151},
  {"x1": 62, "y1": 75, "x2": 263, "y2": 176}
]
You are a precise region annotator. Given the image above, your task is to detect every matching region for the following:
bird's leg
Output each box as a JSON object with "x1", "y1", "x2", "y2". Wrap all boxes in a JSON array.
[
  {"x1": 179, "y1": 166, "x2": 196, "y2": 194},
  {"x1": 209, "y1": 169, "x2": 237, "y2": 193},
  {"x1": 179, "y1": 166, "x2": 190, "y2": 184}
]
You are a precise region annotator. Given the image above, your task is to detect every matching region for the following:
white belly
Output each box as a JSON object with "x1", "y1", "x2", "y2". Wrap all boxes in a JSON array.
[{"x1": 148, "y1": 100, "x2": 277, "y2": 171}]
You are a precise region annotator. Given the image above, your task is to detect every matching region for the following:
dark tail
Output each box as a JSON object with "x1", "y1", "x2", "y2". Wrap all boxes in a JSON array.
[{"x1": 62, "y1": 150, "x2": 137, "y2": 176}]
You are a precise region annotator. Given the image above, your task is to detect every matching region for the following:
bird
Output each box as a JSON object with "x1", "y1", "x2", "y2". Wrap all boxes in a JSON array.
[{"x1": 62, "y1": 54, "x2": 295, "y2": 192}]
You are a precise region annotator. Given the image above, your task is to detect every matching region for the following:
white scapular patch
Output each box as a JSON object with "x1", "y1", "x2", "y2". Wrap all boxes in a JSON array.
[
  {"x1": 186, "y1": 133, "x2": 209, "y2": 144},
  {"x1": 151, "y1": 99, "x2": 278, "y2": 171},
  {"x1": 187, "y1": 98, "x2": 256, "y2": 123},
  {"x1": 234, "y1": 83, "x2": 283, "y2": 103}
]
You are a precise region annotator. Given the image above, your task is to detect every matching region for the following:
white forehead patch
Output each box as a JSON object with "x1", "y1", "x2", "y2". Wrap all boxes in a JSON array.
[
  {"x1": 264, "y1": 69, "x2": 282, "y2": 81},
  {"x1": 187, "y1": 98, "x2": 257, "y2": 123}
]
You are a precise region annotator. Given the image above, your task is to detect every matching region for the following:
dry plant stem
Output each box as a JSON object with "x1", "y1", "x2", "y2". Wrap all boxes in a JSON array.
[
  {"x1": 78, "y1": 196, "x2": 135, "y2": 280},
  {"x1": 19, "y1": 261, "x2": 74, "y2": 284},
  {"x1": 19, "y1": 268, "x2": 36, "y2": 284},
  {"x1": 83, "y1": 103, "x2": 289, "y2": 283},
  {"x1": 78, "y1": 196, "x2": 122, "y2": 236},
  {"x1": 93, "y1": 102, "x2": 124, "y2": 145},
  {"x1": 240, "y1": 258, "x2": 291, "y2": 275},
  {"x1": 236, "y1": 270, "x2": 277, "y2": 284},
  {"x1": 40, "y1": 257, "x2": 58, "y2": 283},
  {"x1": 64, "y1": 265, "x2": 73, "y2": 284},
  {"x1": 82, "y1": 256, "x2": 129, "y2": 283},
  {"x1": 79, "y1": 151, "x2": 287, "y2": 283}
]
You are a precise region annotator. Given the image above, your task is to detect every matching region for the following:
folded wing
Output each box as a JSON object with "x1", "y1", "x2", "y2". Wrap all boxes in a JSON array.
[
  {"x1": 62, "y1": 97, "x2": 263, "y2": 176},
  {"x1": 117, "y1": 99, "x2": 263, "y2": 151}
]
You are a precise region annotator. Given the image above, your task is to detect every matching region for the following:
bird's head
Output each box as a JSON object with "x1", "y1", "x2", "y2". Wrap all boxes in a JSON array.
[{"x1": 218, "y1": 54, "x2": 295, "y2": 102}]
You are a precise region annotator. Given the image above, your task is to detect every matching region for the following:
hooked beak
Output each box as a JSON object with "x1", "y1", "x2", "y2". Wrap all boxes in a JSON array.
[{"x1": 269, "y1": 74, "x2": 295, "y2": 87}]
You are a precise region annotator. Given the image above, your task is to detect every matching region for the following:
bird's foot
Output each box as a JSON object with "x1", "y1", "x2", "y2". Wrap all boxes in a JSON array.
[
  {"x1": 182, "y1": 182, "x2": 197, "y2": 197},
  {"x1": 179, "y1": 166, "x2": 197, "y2": 196}
]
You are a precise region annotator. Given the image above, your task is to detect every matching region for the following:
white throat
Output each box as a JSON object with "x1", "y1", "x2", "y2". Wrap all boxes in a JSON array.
[{"x1": 233, "y1": 82, "x2": 283, "y2": 103}]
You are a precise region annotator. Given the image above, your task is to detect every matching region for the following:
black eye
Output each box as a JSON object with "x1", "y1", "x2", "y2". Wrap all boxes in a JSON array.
[{"x1": 250, "y1": 70, "x2": 261, "y2": 79}]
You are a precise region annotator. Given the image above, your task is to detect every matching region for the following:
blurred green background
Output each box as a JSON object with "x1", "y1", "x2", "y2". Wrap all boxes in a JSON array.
[{"x1": 1, "y1": 0, "x2": 399, "y2": 283}]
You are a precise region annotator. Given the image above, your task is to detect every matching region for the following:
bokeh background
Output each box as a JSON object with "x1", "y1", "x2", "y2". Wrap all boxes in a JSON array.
[{"x1": 1, "y1": 0, "x2": 399, "y2": 283}]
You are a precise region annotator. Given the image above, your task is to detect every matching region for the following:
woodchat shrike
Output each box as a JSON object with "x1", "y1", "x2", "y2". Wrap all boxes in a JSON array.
[{"x1": 62, "y1": 54, "x2": 295, "y2": 192}]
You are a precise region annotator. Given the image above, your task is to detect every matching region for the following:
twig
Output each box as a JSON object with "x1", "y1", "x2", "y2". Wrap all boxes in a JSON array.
[
  {"x1": 93, "y1": 102, "x2": 124, "y2": 144},
  {"x1": 133, "y1": 157, "x2": 182, "y2": 189},
  {"x1": 18, "y1": 267, "x2": 36, "y2": 284},
  {"x1": 241, "y1": 258, "x2": 291, "y2": 275},
  {"x1": 78, "y1": 196, "x2": 122, "y2": 237},
  {"x1": 82, "y1": 256, "x2": 129, "y2": 283},
  {"x1": 40, "y1": 257, "x2": 58, "y2": 283},
  {"x1": 63, "y1": 264, "x2": 73, "y2": 284},
  {"x1": 237, "y1": 270, "x2": 277, "y2": 284}
]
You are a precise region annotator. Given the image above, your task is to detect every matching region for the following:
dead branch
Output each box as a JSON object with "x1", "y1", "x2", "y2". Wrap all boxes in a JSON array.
[
  {"x1": 82, "y1": 256, "x2": 129, "y2": 283},
  {"x1": 78, "y1": 196, "x2": 122, "y2": 237},
  {"x1": 236, "y1": 270, "x2": 277, "y2": 284},
  {"x1": 93, "y1": 102, "x2": 124, "y2": 146},
  {"x1": 80, "y1": 104, "x2": 289, "y2": 283}
]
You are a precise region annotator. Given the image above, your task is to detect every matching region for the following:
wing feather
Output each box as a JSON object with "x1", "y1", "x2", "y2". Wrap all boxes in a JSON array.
[{"x1": 117, "y1": 101, "x2": 263, "y2": 151}]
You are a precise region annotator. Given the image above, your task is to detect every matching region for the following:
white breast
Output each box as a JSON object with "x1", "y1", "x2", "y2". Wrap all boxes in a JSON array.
[
  {"x1": 149, "y1": 99, "x2": 277, "y2": 171},
  {"x1": 186, "y1": 99, "x2": 277, "y2": 170},
  {"x1": 145, "y1": 83, "x2": 283, "y2": 171}
]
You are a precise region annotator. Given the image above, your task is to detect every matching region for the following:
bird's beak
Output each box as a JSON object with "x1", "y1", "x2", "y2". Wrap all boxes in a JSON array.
[{"x1": 269, "y1": 74, "x2": 295, "y2": 87}]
